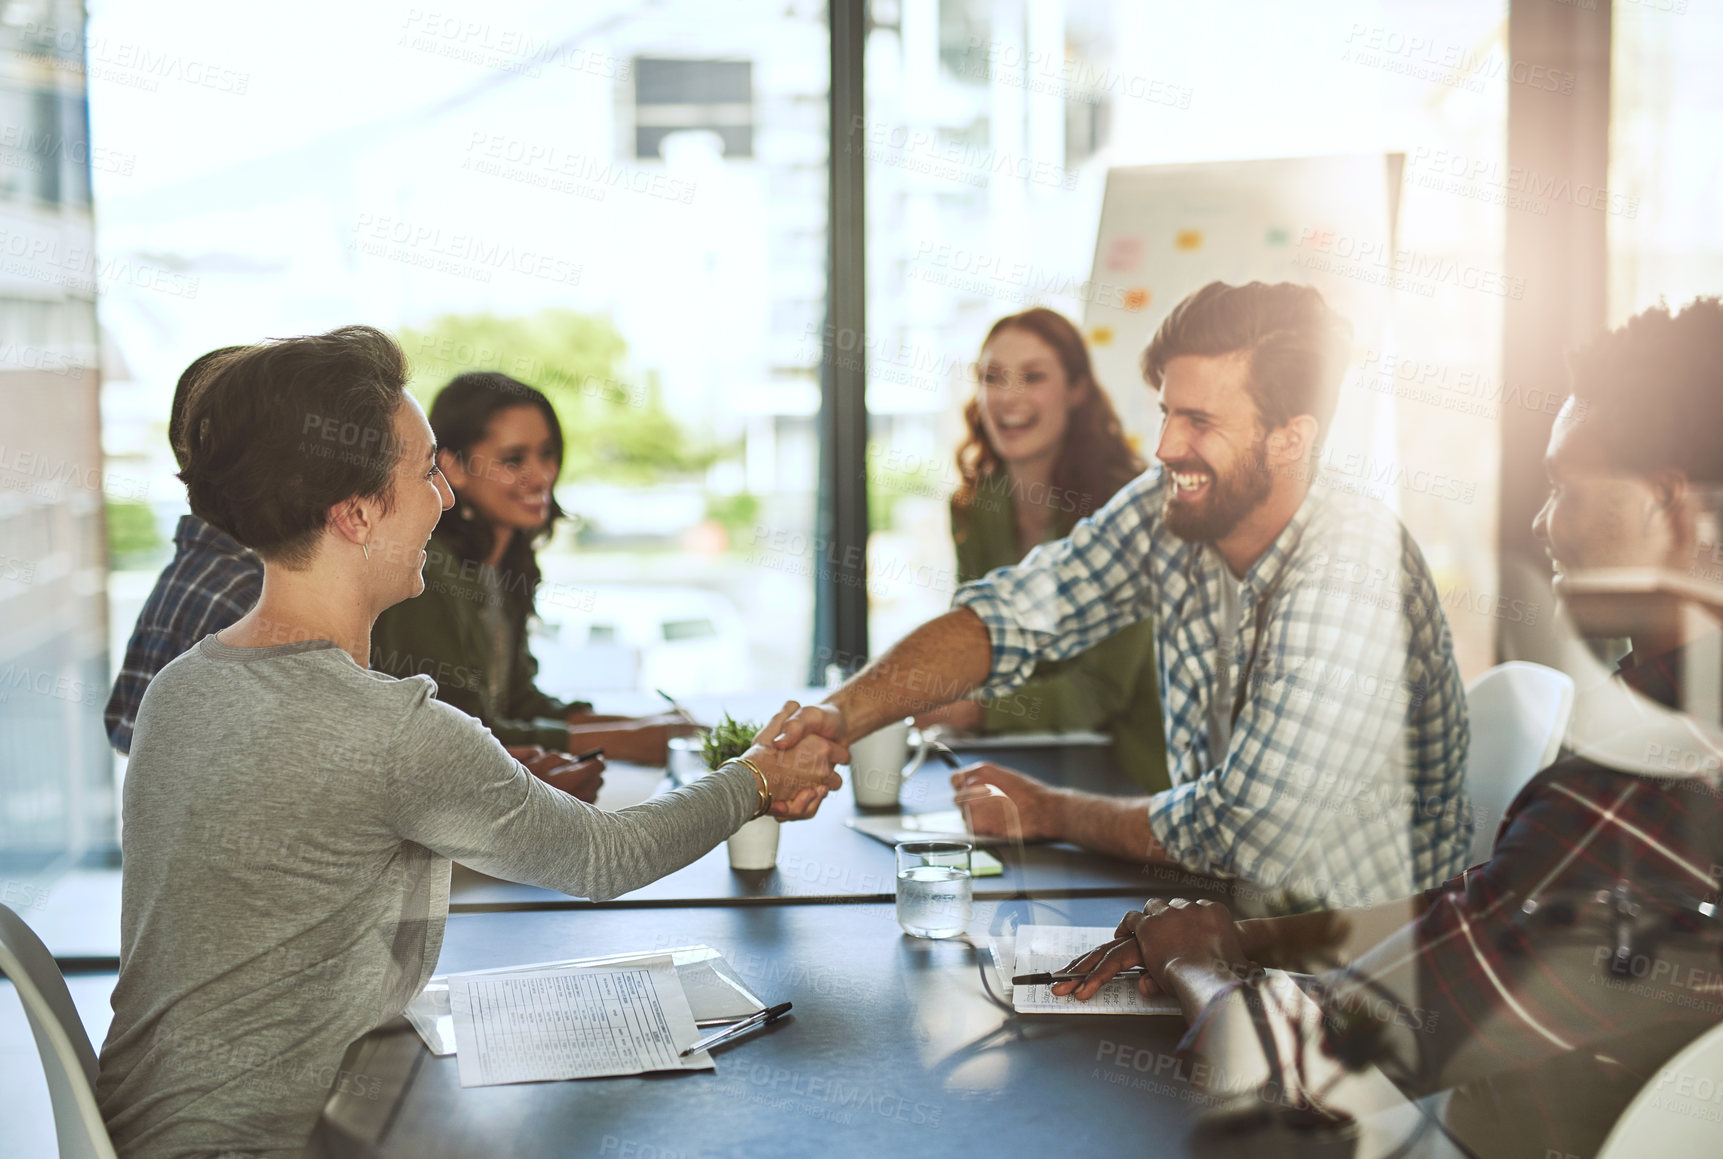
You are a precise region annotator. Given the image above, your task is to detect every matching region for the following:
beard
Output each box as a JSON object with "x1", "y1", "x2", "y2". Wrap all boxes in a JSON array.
[{"x1": 1163, "y1": 435, "x2": 1273, "y2": 543}]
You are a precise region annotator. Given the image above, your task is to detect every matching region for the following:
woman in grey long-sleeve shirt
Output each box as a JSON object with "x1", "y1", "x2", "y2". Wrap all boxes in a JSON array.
[{"x1": 95, "y1": 327, "x2": 844, "y2": 1159}]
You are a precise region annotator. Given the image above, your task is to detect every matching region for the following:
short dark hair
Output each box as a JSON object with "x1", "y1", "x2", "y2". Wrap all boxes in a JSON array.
[
  {"x1": 177, "y1": 325, "x2": 410, "y2": 567},
  {"x1": 1567, "y1": 296, "x2": 1723, "y2": 484},
  {"x1": 167, "y1": 346, "x2": 246, "y2": 471},
  {"x1": 1141, "y1": 281, "x2": 1353, "y2": 445}
]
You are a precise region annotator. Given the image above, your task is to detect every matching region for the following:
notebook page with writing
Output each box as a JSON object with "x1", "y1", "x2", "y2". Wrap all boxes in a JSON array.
[
  {"x1": 449, "y1": 957, "x2": 713, "y2": 1086},
  {"x1": 1007, "y1": 925, "x2": 1181, "y2": 1015}
]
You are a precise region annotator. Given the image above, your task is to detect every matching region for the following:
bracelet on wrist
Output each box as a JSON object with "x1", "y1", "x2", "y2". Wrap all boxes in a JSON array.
[{"x1": 728, "y1": 756, "x2": 772, "y2": 819}]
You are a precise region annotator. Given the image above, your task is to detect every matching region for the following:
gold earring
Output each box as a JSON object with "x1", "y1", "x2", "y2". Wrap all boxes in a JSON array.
[{"x1": 362, "y1": 542, "x2": 370, "y2": 561}]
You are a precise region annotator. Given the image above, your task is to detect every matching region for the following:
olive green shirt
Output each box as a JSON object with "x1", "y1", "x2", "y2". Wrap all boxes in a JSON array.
[
  {"x1": 370, "y1": 532, "x2": 589, "y2": 748},
  {"x1": 953, "y1": 481, "x2": 1169, "y2": 792}
]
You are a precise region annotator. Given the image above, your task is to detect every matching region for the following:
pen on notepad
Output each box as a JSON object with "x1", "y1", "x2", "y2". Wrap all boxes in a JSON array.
[
  {"x1": 679, "y1": 1001, "x2": 792, "y2": 1057},
  {"x1": 1011, "y1": 969, "x2": 1147, "y2": 985},
  {"x1": 931, "y1": 743, "x2": 964, "y2": 769}
]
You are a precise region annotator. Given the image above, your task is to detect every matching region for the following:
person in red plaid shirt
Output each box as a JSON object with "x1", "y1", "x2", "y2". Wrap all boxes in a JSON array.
[{"x1": 1056, "y1": 298, "x2": 1723, "y2": 1159}]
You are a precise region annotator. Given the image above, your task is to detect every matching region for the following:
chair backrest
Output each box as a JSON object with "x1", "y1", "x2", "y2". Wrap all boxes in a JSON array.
[
  {"x1": 1464, "y1": 661, "x2": 1575, "y2": 863},
  {"x1": 0, "y1": 903, "x2": 118, "y2": 1159},
  {"x1": 1598, "y1": 1020, "x2": 1723, "y2": 1159}
]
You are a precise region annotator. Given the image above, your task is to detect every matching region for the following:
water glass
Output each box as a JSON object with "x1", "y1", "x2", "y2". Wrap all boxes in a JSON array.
[
  {"x1": 666, "y1": 736, "x2": 706, "y2": 785},
  {"x1": 895, "y1": 840, "x2": 973, "y2": 938}
]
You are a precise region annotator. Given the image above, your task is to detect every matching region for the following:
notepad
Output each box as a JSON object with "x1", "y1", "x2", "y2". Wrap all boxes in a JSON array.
[
  {"x1": 936, "y1": 730, "x2": 1111, "y2": 749},
  {"x1": 993, "y1": 925, "x2": 1181, "y2": 1015},
  {"x1": 845, "y1": 810, "x2": 1043, "y2": 848},
  {"x1": 448, "y1": 957, "x2": 714, "y2": 1086}
]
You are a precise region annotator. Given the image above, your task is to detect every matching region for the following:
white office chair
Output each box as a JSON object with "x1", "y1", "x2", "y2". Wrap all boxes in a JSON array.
[
  {"x1": 0, "y1": 903, "x2": 118, "y2": 1159},
  {"x1": 1464, "y1": 661, "x2": 1575, "y2": 863},
  {"x1": 1598, "y1": 1020, "x2": 1723, "y2": 1158}
]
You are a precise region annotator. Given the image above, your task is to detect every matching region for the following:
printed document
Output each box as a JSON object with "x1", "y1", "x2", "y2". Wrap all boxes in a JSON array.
[{"x1": 449, "y1": 957, "x2": 713, "y2": 1086}]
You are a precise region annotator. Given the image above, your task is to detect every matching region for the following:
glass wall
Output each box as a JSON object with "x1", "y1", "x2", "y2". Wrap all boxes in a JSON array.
[
  {"x1": 90, "y1": 0, "x2": 828, "y2": 706},
  {"x1": 1608, "y1": 0, "x2": 1723, "y2": 325},
  {"x1": 863, "y1": 0, "x2": 1510, "y2": 681},
  {"x1": 0, "y1": 0, "x2": 112, "y2": 884}
]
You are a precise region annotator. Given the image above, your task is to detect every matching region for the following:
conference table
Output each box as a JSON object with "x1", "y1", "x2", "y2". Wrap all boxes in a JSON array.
[
  {"x1": 308, "y1": 717, "x2": 1456, "y2": 1158},
  {"x1": 447, "y1": 736, "x2": 1187, "y2": 910}
]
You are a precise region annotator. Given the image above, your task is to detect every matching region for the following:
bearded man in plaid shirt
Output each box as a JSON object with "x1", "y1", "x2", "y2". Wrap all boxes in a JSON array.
[
  {"x1": 1055, "y1": 297, "x2": 1723, "y2": 1159},
  {"x1": 775, "y1": 281, "x2": 1472, "y2": 912}
]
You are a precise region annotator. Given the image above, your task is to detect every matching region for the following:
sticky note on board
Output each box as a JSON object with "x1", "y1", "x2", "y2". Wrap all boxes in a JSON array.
[{"x1": 1105, "y1": 236, "x2": 1144, "y2": 271}]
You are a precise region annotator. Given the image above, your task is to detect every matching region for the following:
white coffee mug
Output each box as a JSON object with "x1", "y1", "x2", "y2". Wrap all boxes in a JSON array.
[
  {"x1": 847, "y1": 719, "x2": 921, "y2": 808},
  {"x1": 727, "y1": 816, "x2": 780, "y2": 870}
]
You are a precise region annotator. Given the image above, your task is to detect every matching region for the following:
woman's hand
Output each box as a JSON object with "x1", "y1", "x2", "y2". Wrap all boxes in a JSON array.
[
  {"x1": 744, "y1": 701, "x2": 847, "y2": 821},
  {"x1": 507, "y1": 745, "x2": 606, "y2": 803}
]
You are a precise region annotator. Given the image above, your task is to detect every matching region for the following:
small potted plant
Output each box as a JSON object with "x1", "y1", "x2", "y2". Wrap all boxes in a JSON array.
[{"x1": 701, "y1": 714, "x2": 778, "y2": 871}]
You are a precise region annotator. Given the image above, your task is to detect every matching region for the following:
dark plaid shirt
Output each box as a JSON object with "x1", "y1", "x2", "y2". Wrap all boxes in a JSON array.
[
  {"x1": 1180, "y1": 639, "x2": 1723, "y2": 1158},
  {"x1": 105, "y1": 515, "x2": 262, "y2": 753}
]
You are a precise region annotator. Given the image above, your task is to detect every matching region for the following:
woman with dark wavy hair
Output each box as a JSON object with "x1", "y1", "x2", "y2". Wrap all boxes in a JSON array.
[
  {"x1": 371, "y1": 371, "x2": 690, "y2": 767},
  {"x1": 919, "y1": 307, "x2": 1168, "y2": 790}
]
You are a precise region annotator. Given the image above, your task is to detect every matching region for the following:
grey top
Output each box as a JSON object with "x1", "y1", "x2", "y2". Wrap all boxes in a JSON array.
[{"x1": 96, "y1": 635, "x2": 756, "y2": 1159}]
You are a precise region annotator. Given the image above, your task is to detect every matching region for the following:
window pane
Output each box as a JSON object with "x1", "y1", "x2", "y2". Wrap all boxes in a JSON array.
[
  {"x1": 0, "y1": 3, "x2": 110, "y2": 879},
  {"x1": 1608, "y1": 0, "x2": 1723, "y2": 324},
  {"x1": 864, "y1": 0, "x2": 1508, "y2": 680},
  {"x1": 91, "y1": 0, "x2": 828, "y2": 706}
]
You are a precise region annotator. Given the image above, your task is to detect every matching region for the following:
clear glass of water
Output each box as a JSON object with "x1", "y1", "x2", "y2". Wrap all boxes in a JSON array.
[{"x1": 895, "y1": 840, "x2": 973, "y2": 938}]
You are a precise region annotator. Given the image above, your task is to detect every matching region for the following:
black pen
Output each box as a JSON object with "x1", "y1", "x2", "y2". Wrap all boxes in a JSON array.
[
  {"x1": 931, "y1": 742, "x2": 964, "y2": 769},
  {"x1": 656, "y1": 688, "x2": 692, "y2": 719},
  {"x1": 679, "y1": 1001, "x2": 792, "y2": 1057},
  {"x1": 1012, "y1": 969, "x2": 1146, "y2": 985},
  {"x1": 573, "y1": 747, "x2": 605, "y2": 762}
]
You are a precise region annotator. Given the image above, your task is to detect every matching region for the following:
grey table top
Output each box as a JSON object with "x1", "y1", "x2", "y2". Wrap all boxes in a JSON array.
[
  {"x1": 449, "y1": 741, "x2": 1173, "y2": 911},
  {"x1": 310, "y1": 898, "x2": 1211, "y2": 1159}
]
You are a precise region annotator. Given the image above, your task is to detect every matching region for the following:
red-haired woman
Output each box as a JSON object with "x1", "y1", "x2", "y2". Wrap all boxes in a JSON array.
[{"x1": 918, "y1": 308, "x2": 1167, "y2": 790}]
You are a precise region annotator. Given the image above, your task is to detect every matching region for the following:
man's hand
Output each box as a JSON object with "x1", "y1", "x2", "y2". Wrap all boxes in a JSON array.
[
  {"x1": 1052, "y1": 898, "x2": 1246, "y2": 1001},
  {"x1": 913, "y1": 699, "x2": 985, "y2": 733},
  {"x1": 507, "y1": 745, "x2": 606, "y2": 804},
  {"x1": 1050, "y1": 932, "x2": 1150, "y2": 1001},
  {"x1": 949, "y1": 763, "x2": 1064, "y2": 841},
  {"x1": 748, "y1": 701, "x2": 847, "y2": 820},
  {"x1": 770, "y1": 701, "x2": 847, "y2": 751}
]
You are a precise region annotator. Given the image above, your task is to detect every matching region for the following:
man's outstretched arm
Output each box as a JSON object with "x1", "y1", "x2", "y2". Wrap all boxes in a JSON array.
[{"x1": 774, "y1": 608, "x2": 994, "y2": 748}]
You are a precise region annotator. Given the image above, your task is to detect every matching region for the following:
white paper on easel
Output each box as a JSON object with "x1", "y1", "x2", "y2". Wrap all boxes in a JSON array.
[
  {"x1": 448, "y1": 957, "x2": 713, "y2": 1086},
  {"x1": 1005, "y1": 925, "x2": 1181, "y2": 1015}
]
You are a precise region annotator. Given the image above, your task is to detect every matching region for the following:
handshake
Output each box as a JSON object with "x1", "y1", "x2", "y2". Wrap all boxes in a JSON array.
[
  {"x1": 516, "y1": 701, "x2": 850, "y2": 822},
  {"x1": 723, "y1": 701, "x2": 851, "y2": 821}
]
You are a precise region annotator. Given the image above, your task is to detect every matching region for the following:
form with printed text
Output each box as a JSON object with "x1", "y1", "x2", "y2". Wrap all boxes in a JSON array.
[{"x1": 449, "y1": 957, "x2": 713, "y2": 1086}]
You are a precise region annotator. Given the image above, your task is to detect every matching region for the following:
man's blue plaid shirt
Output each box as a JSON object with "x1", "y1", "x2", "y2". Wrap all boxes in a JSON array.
[
  {"x1": 106, "y1": 515, "x2": 263, "y2": 754},
  {"x1": 953, "y1": 466, "x2": 1471, "y2": 910}
]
